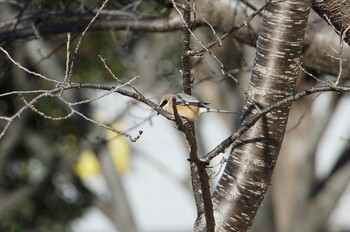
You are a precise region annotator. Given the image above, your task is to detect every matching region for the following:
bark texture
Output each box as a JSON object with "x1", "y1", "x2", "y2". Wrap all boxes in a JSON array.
[
  {"x1": 210, "y1": 0, "x2": 312, "y2": 231},
  {"x1": 313, "y1": 0, "x2": 350, "y2": 44}
]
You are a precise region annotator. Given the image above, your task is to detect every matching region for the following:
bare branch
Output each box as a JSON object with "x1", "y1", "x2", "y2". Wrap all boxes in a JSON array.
[
  {"x1": 201, "y1": 84, "x2": 350, "y2": 164},
  {"x1": 0, "y1": 47, "x2": 65, "y2": 84},
  {"x1": 20, "y1": 94, "x2": 75, "y2": 120},
  {"x1": 335, "y1": 25, "x2": 350, "y2": 85},
  {"x1": 66, "y1": 0, "x2": 110, "y2": 84},
  {"x1": 67, "y1": 75, "x2": 140, "y2": 106}
]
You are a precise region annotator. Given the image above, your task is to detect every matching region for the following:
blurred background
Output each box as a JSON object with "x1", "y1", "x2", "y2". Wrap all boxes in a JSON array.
[{"x1": 0, "y1": 0, "x2": 349, "y2": 231}]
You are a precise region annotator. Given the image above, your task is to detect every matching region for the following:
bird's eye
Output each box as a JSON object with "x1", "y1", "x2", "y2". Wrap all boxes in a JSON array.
[{"x1": 159, "y1": 100, "x2": 168, "y2": 108}]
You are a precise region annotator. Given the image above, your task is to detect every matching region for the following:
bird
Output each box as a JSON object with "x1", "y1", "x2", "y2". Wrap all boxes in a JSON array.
[{"x1": 158, "y1": 93, "x2": 236, "y2": 121}]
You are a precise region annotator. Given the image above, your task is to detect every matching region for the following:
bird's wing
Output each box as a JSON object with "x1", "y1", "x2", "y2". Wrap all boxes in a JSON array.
[{"x1": 175, "y1": 93, "x2": 210, "y2": 107}]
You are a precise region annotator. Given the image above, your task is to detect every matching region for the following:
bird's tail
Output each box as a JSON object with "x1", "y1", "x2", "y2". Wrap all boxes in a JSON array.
[{"x1": 200, "y1": 108, "x2": 238, "y2": 115}]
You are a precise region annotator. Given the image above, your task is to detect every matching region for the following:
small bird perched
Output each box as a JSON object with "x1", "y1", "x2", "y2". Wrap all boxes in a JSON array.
[{"x1": 158, "y1": 93, "x2": 236, "y2": 121}]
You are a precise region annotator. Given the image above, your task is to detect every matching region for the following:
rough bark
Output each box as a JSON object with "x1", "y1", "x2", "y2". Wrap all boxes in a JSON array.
[
  {"x1": 313, "y1": 0, "x2": 350, "y2": 45},
  {"x1": 209, "y1": 0, "x2": 312, "y2": 231}
]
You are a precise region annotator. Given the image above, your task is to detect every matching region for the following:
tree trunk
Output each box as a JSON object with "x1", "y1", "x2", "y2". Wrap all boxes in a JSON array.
[{"x1": 204, "y1": 0, "x2": 312, "y2": 231}]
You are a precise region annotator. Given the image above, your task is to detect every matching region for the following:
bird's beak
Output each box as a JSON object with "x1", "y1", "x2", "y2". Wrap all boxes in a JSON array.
[{"x1": 157, "y1": 107, "x2": 162, "y2": 115}]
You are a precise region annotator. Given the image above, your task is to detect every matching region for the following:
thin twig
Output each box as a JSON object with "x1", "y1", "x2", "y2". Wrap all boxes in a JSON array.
[
  {"x1": 99, "y1": 55, "x2": 124, "y2": 84},
  {"x1": 66, "y1": 0, "x2": 110, "y2": 84},
  {"x1": 188, "y1": 0, "x2": 272, "y2": 56},
  {"x1": 68, "y1": 75, "x2": 140, "y2": 106},
  {"x1": 0, "y1": 47, "x2": 65, "y2": 84},
  {"x1": 73, "y1": 109, "x2": 142, "y2": 142},
  {"x1": 335, "y1": 25, "x2": 350, "y2": 85},
  {"x1": 299, "y1": 64, "x2": 330, "y2": 85},
  {"x1": 99, "y1": 55, "x2": 142, "y2": 95},
  {"x1": 20, "y1": 95, "x2": 75, "y2": 120}
]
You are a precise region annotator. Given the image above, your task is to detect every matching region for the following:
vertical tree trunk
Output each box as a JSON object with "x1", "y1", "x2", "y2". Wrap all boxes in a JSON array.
[{"x1": 209, "y1": 0, "x2": 312, "y2": 231}]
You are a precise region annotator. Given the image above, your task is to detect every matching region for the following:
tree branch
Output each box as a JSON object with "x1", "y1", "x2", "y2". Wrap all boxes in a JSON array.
[
  {"x1": 313, "y1": 0, "x2": 350, "y2": 45},
  {"x1": 174, "y1": 0, "x2": 215, "y2": 230}
]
